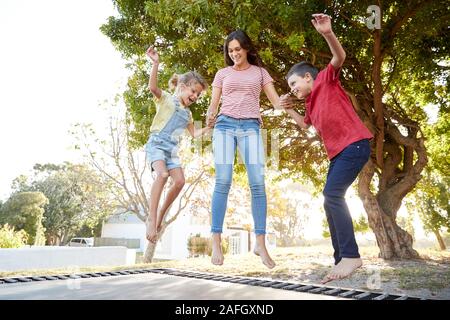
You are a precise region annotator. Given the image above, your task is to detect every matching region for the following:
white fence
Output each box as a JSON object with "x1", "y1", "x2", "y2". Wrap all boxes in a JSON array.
[{"x1": 0, "y1": 246, "x2": 136, "y2": 272}]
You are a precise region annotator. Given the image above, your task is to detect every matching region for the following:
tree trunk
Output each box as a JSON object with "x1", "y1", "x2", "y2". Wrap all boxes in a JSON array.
[
  {"x1": 433, "y1": 229, "x2": 446, "y2": 251},
  {"x1": 358, "y1": 161, "x2": 420, "y2": 259},
  {"x1": 46, "y1": 234, "x2": 55, "y2": 246},
  {"x1": 143, "y1": 240, "x2": 157, "y2": 263},
  {"x1": 372, "y1": 28, "x2": 385, "y2": 169}
]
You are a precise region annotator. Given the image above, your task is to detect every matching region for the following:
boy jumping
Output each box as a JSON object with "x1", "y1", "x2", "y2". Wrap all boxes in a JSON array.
[{"x1": 281, "y1": 13, "x2": 373, "y2": 283}]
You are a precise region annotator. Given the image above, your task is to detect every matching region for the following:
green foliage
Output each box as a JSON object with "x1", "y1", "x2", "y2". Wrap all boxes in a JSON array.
[
  {"x1": 406, "y1": 174, "x2": 449, "y2": 235},
  {"x1": 405, "y1": 108, "x2": 449, "y2": 236},
  {"x1": 424, "y1": 111, "x2": 450, "y2": 177},
  {"x1": 0, "y1": 192, "x2": 48, "y2": 245},
  {"x1": 266, "y1": 180, "x2": 310, "y2": 246},
  {"x1": 0, "y1": 224, "x2": 29, "y2": 248},
  {"x1": 8, "y1": 163, "x2": 116, "y2": 245},
  {"x1": 353, "y1": 215, "x2": 370, "y2": 234},
  {"x1": 286, "y1": 33, "x2": 305, "y2": 52},
  {"x1": 102, "y1": 0, "x2": 448, "y2": 191},
  {"x1": 322, "y1": 214, "x2": 369, "y2": 238}
]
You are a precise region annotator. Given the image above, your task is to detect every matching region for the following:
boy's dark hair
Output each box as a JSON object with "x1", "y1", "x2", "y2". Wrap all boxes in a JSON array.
[
  {"x1": 224, "y1": 30, "x2": 262, "y2": 67},
  {"x1": 286, "y1": 62, "x2": 319, "y2": 80}
]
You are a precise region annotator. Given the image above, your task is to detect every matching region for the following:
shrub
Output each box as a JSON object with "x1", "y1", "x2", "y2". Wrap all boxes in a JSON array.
[
  {"x1": 187, "y1": 234, "x2": 229, "y2": 257},
  {"x1": 0, "y1": 224, "x2": 29, "y2": 248}
]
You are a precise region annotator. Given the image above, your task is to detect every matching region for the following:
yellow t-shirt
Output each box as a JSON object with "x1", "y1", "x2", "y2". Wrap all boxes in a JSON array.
[{"x1": 150, "y1": 90, "x2": 193, "y2": 134}]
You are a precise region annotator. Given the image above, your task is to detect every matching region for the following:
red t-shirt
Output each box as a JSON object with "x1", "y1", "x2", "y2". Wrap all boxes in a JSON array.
[{"x1": 304, "y1": 63, "x2": 373, "y2": 159}]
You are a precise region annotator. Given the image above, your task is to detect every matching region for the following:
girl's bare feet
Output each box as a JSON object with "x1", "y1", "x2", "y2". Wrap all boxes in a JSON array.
[
  {"x1": 146, "y1": 217, "x2": 157, "y2": 244},
  {"x1": 321, "y1": 257, "x2": 362, "y2": 284},
  {"x1": 254, "y1": 235, "x2": 276, "y2": 269},
  {"x1": 156, "y1": 207, "x2": 170, "y2": 233},
  {"x1": 156, "y1": 212, "x2": 163, "y2": 233},
  {"x1": 211, "y1": 233, "x2": 224, "y2": 266}
]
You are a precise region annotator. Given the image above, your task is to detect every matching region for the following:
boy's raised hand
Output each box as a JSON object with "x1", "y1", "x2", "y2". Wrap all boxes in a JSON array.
[
  {"x1": 311, "y1": 13, "x2": 333, "y2": 35},
  {"x1": 146, "y1": 46, "x2": 159, "y2": 64}
]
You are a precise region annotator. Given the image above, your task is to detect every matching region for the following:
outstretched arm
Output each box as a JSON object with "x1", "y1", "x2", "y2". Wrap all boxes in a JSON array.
[
  {"x1": 285, "y1": 108, "x2": 310, "y2": 130},
  {"x1": 263, "y1": 82, "x2": 283, "y2": 110},
  {"x1": 186, "y1": 122, "x2": 212, "y2": 138},
  {"x1": 311, "y1": 13, "x2": 346, "y2": 69},
  {"x1": 146, "y1": 47, "x2": 162, "y2": 99},
  {"x1": 206, "y1": 86, "x2": 222, "y2": 127}
]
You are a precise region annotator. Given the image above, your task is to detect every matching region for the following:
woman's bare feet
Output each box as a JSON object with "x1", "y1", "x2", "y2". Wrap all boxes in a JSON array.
[
  {"x1": 211, "y1": 233, "x2": 224, "y2": 266},
  {"x1": 321, "y1": 257, "x2": 362, "y2": 284},
  {"x1": 146, "y1": 217, "x2": 157, "y2": 244},
  {"x1": 254, "y1": 235, "x2": 276, "y2": 269}
]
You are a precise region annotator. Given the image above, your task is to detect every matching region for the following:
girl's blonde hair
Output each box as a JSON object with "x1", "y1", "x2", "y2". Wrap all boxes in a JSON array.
[{"x1": 168, "y1": 71, "x2": 208, "y2": 92}]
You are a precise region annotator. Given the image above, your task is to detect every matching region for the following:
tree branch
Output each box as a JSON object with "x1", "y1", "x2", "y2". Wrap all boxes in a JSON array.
[{"x1": 381, "y1": 0, "x2": 434, "y2": 56}]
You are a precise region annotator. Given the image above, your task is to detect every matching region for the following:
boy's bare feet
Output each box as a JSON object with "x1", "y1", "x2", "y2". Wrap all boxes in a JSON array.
[
  {"x1": 145, "y1": 217, "x2": 157, "y2": 244},
  {"x1": 321, "y1": 257, "x2": 362, "y2": 284},
  {"x1": 254, "y1": 244, "x2": 276, "y2": 269},
  {"x1": 211, "y1": 234, "x2": 224, "y2": 266}
]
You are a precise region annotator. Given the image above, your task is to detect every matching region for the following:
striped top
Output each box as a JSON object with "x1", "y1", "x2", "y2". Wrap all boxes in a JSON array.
[{"x1": 212, "y1": 65, "x2": 273, "y2": 122}]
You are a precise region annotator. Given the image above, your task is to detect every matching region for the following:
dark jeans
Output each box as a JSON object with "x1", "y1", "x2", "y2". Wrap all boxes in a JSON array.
[{"x1": 323, "y1": 139, "x2": 371, "y2": 265}]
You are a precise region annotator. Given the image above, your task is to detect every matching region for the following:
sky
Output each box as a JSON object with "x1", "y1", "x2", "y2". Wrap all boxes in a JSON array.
[{"x1": 0, "y1": 0, "x2": 130, "y2": 200}]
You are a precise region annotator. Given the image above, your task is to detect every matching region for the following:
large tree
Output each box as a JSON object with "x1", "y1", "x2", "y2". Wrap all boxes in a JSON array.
[
  {"x1": 267, "y1": 181, "x2": 310, "y2": 246},
  {"x1": 0, "y1": 191, "x2": 48, "y2": 246},
  {"x1": 406, "y1": 110, "x2": 450, "y2": 250},
  {"x1": 101, "y1": 0, "x2": 449, "y2": 259},
  {"x1": 9, "y1": 163, "x2": 115, "y2": 245}
]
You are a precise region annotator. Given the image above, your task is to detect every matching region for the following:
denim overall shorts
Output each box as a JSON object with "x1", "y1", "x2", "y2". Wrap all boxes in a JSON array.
[{"x1": 145, "y1": 96, "x2": 191, "y2": 171}]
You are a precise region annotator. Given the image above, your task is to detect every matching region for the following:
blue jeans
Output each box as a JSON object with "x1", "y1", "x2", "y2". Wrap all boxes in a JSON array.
[
  {"x1": 323, "y1": 139, "x2": 371, "y2": 264},
  {"x1": 211, "y1": 115, "x2": 267, "y2": 234}
]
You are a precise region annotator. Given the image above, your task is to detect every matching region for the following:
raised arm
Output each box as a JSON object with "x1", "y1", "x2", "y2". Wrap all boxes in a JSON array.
[
  {"x1": 311, "y1": 13, "x2": 346, "y2": 69},
  {"x1": 146, "y1": 47, "x2": 162, "y2": 99}
]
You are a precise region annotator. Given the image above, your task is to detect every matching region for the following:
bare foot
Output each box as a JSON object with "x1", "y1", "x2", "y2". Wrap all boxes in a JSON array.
[
  {"x1": 254, "y1": 245, "x2": 276, "y2": 269},
  {"x1": 156, "y1": 219, "x2": 162, "y2": 233},
  {"x1": 321, "y1": 257, "x2": 362, "y2": 284},
  {"x1": 145, "y1": 217, "x2": 157, "y2": 244},
  {"x1": 211, "y1": 235, "x2": 224, "y2": 266}
]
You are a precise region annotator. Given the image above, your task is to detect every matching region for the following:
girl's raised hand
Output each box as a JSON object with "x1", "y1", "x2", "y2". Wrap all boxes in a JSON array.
[{"x1": 146, "y1": 47, "x2": 159, "y2": 63}]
